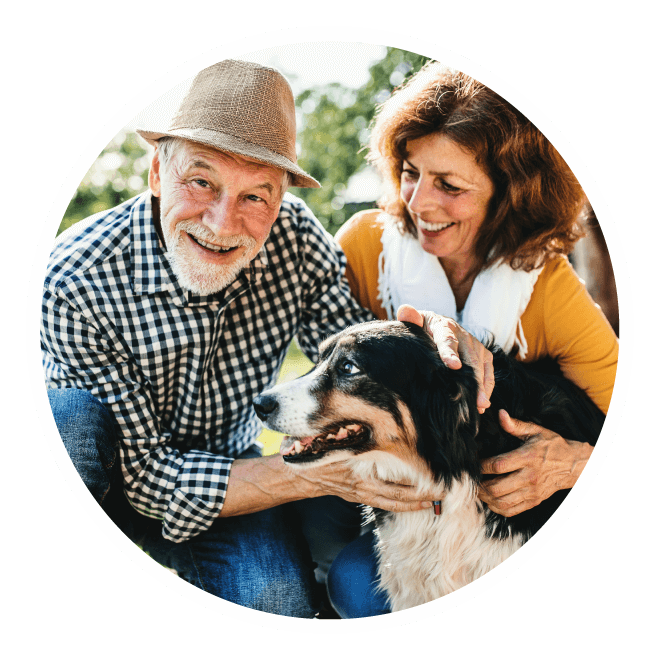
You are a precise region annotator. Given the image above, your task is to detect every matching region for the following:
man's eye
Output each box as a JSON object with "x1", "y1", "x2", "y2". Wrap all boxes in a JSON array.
[
  {"x1": 194, "y1": 179, "x2": 210, "y2": 188},
  {"x1": 246, "y1": 194, "x2": 264, "y2": 203},
  {"x1": 339, "y1": 360, "x2": 360, "y2": 375}
]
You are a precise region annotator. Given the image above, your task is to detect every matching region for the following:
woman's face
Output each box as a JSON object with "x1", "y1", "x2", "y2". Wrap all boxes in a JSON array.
[{"x1": 400, "y1": 133, "x2": 495, "y2": 266}]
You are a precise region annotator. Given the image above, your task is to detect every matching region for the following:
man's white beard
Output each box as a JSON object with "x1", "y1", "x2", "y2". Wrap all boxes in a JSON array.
[{"x1": 164, "y1": 220, "x2": 257, "y2": 296}]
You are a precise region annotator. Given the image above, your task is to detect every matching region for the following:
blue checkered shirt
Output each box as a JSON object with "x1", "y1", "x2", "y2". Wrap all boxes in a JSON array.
[{"x1": 42, "y1": 191, "x2": 373, "y2": 542}]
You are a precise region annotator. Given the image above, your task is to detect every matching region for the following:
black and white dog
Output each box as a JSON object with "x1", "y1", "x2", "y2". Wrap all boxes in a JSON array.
[{"x1": 254, "y1": 320, "x2": 604, "y2": 611}]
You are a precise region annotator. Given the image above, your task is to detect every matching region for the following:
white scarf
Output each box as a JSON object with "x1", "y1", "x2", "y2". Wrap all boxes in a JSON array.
[{"x1": 377, "y1": 215, "x2": 542, "y2": 358}]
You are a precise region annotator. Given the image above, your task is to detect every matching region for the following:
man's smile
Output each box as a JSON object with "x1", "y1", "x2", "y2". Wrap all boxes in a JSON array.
[
  {"x1": 180, "y1": 229, "x2": 251, "y2": 266},
  {"x1": 187, "y1": 232, "x2": 240, "y2": 254}
]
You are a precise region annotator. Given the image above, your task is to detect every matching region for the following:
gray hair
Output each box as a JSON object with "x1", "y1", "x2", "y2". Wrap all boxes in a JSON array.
[
  {"x1": 155, "y1": 136, "x2": 290, "y2": 197},
  {"x1": 155, "y1": 136, "x2": 187, "y2": 167}
]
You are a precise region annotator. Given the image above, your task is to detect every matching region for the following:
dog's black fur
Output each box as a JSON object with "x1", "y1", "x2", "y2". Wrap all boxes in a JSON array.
[
  {"x1": 321, "y1": 321, "x2": 604, "y2": 540},
  {"x1": 257, "y1": 318, "x2": 604, "y2": 548}
]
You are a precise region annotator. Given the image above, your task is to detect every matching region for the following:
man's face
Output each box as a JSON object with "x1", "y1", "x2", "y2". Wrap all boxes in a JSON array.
[{"x1": 149, "y1": 140, "x2": 286, "y2": 295}]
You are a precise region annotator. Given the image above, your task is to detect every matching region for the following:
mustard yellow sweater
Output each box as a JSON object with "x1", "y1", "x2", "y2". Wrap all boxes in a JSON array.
[{"x1": 336, "y1": 210, "x2": 618, "y2": 415}]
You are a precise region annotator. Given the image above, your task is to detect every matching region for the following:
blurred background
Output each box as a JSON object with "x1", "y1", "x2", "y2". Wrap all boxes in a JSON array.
[{"x1": 55, "y1": 43, "x2": 618, "y2": 454}]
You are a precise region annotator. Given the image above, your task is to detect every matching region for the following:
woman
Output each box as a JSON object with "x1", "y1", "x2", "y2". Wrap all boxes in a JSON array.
[{"x1": 328, "y1": 61, "x2": 618, "y2": 617}]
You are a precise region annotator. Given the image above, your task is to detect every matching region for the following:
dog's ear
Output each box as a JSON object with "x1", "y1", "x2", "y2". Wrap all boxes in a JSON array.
[{"x1": 409, "y1": 361, "x2": 482, "y2": 486}]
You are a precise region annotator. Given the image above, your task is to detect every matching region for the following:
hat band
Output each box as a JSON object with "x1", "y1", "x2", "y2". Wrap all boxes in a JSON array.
[{"x1": 137, "y1": 126, "x2": 320, "y2": 189}]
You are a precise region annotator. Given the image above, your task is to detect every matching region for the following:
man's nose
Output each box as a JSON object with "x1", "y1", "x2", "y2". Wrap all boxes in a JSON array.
[{"x1": 202, "y1": 195, "x2": 242, "y2": 236}]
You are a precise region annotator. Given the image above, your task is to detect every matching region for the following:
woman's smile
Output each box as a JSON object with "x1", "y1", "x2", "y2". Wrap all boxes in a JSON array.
[{"x1": 417, "y1": 217, "x2": 457, "y2": 234}]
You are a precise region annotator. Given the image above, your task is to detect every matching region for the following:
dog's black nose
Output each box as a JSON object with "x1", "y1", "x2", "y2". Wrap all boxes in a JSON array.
[{"x1": 253, "y1": 394, "x2": 278, "y2": 420}]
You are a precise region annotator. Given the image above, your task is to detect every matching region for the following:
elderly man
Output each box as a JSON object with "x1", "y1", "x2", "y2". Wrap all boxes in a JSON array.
[{"x1": 43, "y1": 59, "x2": 492, "y2": 618}]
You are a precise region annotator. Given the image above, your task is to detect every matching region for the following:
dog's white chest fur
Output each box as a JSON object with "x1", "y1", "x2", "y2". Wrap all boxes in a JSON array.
[{"x1": 373, "y1": 476, "x2": 524, "y2": 611}]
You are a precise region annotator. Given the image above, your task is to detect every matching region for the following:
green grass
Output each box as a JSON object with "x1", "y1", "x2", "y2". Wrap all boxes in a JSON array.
[{"x1": 258, "y1": 341, "x2": 313, "y2": 456}]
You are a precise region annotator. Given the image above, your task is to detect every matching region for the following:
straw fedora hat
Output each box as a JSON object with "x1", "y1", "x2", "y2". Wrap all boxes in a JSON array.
[{"x1": 137, "y1": 59, "x2": 320, "y2": 189}]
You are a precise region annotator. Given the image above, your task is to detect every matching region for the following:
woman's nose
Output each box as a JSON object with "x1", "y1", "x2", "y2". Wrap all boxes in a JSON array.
[{"x1": 407, "y1": 177, "x2": 436, "y2": 214}]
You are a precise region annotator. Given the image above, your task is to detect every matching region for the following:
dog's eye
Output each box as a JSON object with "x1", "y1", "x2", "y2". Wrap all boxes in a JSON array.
[{"x1": 339, "y1": 360, "x2": 361, "y2": 375}]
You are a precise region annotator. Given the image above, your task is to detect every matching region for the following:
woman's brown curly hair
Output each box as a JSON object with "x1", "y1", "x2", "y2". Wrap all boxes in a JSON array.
[{"x1": 368, "y1": 61, "x2": 586, "y2": 272}]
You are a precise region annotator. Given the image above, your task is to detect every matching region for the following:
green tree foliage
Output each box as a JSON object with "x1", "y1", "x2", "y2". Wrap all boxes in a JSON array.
[
  {"x1": 295, "y1": 48, "x2": 430, "y2": 235},
  {"x1": 57, "y1": 131, "x2": 151, "y2": 236},
  {"x1": 57, "y1": 47, "x2": 430, "y2": 237}
]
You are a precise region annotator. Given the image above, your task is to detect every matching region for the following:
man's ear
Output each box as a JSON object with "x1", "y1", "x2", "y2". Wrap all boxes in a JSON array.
[{"x1": 148, "y1": 149, "x2": 162, "y2": 198}]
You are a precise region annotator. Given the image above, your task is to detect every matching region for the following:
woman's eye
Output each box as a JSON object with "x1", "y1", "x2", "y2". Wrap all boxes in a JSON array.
[
  {"x1": 401, "y1": 169, "x2": 418, "y2": 181},
  {"x1": 441, "y1": 181, "x2": 461, "y2": 194},
  {"x1": 339, "y1": 360, "x2": 360, "y2": 375}
]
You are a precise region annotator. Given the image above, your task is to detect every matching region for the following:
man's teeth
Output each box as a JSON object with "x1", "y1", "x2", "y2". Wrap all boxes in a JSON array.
[
  {"x1": 191, "y1": 235, "x2": 235, "y2": 252},
  {"x1": 418, "y1": 218, "x2": 455, "y2": 232}
]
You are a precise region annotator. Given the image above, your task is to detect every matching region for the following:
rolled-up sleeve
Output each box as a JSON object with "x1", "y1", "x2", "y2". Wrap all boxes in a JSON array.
[{"x1": 42, "y1": 282, "x2": 234, "y2": 542}]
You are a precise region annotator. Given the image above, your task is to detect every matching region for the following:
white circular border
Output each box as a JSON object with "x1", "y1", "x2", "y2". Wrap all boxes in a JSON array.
[{"x1": 25, "y1": 25, "x2": 634, "y2": 635}]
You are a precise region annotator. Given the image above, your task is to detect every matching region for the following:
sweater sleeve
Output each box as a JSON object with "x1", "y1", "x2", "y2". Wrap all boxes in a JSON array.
[
  {"x1": 519, "y1": 256, "x2": 618, "y2": 414},
  {"x1": 335, "y1": 210, "x2": 389, "y2": 320}
]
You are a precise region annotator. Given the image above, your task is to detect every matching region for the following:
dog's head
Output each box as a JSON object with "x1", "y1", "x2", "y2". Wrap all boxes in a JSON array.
[{"x1": 254, "y1": 320, "x2": 482, "y2": 486}]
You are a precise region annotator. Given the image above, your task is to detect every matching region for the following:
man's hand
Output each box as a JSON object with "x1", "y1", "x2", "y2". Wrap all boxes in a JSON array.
[
  {"x1": 296, "y1": 459, "x2": 444, "y2": 513},
  {"x1": 397, "y1": 304, "x2": 494, "y2": 413},
  {"x1": 219, "y1": 452, "x2": 444, "y2": 516},
  {"x1": 478, "y1": 410, "x2": 594, "y2": 517}
]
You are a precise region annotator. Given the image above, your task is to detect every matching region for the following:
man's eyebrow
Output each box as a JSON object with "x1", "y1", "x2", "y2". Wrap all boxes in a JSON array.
[
  {"x1": 190, "y1": 160, "x2": 212, "y2": 171},
  {"x1": 186, "y1": 159, "x2": 278, "y2": 197},
  {"x1": 256, "y1": 182, "x2": 275, "y2": 195}
]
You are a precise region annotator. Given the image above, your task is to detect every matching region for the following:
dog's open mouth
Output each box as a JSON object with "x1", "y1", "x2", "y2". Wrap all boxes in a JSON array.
[{"x1": 281, "y1": 422, "x2": 370, "y2": 463}]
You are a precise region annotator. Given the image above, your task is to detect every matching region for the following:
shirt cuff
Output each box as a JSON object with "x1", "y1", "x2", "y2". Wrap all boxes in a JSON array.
[{"x1": 161, "y1": 452, "x2": 234, "y2": 542}]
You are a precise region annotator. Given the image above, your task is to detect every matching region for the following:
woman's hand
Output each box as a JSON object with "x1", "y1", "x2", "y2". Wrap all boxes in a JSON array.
[
  {"x1": 396, "y1": 304, "x2": 494, "y2": 413},
  {"x1": 478, "y1": 410, "x2": 594, "y2": 516}
]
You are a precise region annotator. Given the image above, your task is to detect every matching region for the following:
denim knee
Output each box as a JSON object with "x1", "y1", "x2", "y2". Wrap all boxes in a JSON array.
[
  {"x1": 48, "y1": 388, "x2": 118, "y2": 504},
  {"x1": 327, "y1": 531, "x2": 390, "y2": 619},
  {"x1": 140, "y1": 503, "x2": 318, "y2": 618},
  {"x1": 293, "y1": 495, "x2": 363, "y2": 583}
]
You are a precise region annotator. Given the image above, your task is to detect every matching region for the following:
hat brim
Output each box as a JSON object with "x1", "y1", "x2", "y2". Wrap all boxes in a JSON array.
[{"x1": 136, "y1": 127, "x2": 320, "y2": 189}]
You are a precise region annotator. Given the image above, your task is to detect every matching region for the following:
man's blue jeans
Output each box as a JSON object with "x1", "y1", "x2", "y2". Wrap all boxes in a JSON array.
[{"x1": 48, "y1": 388, "x2": 364, "y2": 618}]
